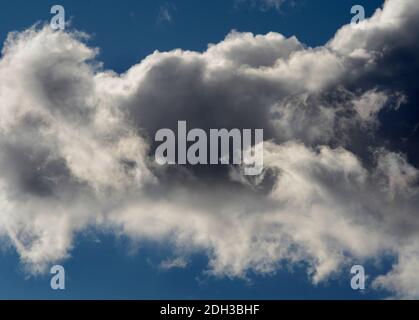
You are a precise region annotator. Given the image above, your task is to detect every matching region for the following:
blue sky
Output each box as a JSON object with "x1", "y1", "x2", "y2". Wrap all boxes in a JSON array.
[
  {"x1": 0, "y1": 0, "x2": 407, "y2": 300},
  {"x1": 0, "y1": 233, "x2": 391, "y2": 300},
  {"x1": 1, "y1": 0, "x2": 383, "y2": 72}
]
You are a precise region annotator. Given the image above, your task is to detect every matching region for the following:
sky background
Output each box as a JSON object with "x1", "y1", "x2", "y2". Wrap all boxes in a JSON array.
[{"x1": 0, "y1": 0, "x2": 395, "y2": 300}]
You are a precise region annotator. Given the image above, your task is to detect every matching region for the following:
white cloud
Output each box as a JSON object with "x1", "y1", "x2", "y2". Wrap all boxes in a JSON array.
[
  {"x1": 236, "y1": 0, "x2": 290, "y2": 12},
  {"x1": 0, "y1": 0, "x2": 419, "y2": 299},
  {"x1": 374, "y1": 243, "x2": 419, "y2": 299},
  {"x1": 160, "y1": 257, "x2": 188, "y2": 270},
  {"x1": 157, "y1": 3, "x2": 175, "y2": 25}
]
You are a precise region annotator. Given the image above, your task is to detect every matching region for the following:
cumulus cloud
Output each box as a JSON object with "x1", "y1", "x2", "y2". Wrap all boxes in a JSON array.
[{"x1": 0, "y1": 0, "x2": 419, "y2": 298}]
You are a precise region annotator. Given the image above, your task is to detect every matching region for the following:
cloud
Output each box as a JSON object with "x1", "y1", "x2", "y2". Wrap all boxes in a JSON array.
[
  {"x1": 373, "y1": 243, "x2": 419, "y2": 299},
  {"x1": 157, "y1": 2, "x2": 175, "y2": 25},
  {"x1": 236, "y1": 0, "x2": 291, "y2": 12},
  {"x1": 159, "y1": 257, "x2": 188, "y2": 270},
  {"x1": 0, "y1": 0, "x2": 419, "y2": 298},
  {"x1": 260, "y1": 0, "x2": 288, "y2": 10}
]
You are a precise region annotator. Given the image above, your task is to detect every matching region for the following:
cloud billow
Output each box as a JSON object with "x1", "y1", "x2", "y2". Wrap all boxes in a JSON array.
[{"x1": 0, "y1": 0, "x2": 418, "y2": 299}]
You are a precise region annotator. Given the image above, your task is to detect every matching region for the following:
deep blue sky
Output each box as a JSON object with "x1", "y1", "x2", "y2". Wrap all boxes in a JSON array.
[
  {"x1": 0, "y1": 0, "x2": 389, "y2": 300},
  {"x1": 1, "y1": 0, "x2": 383, "y2": 72}
]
